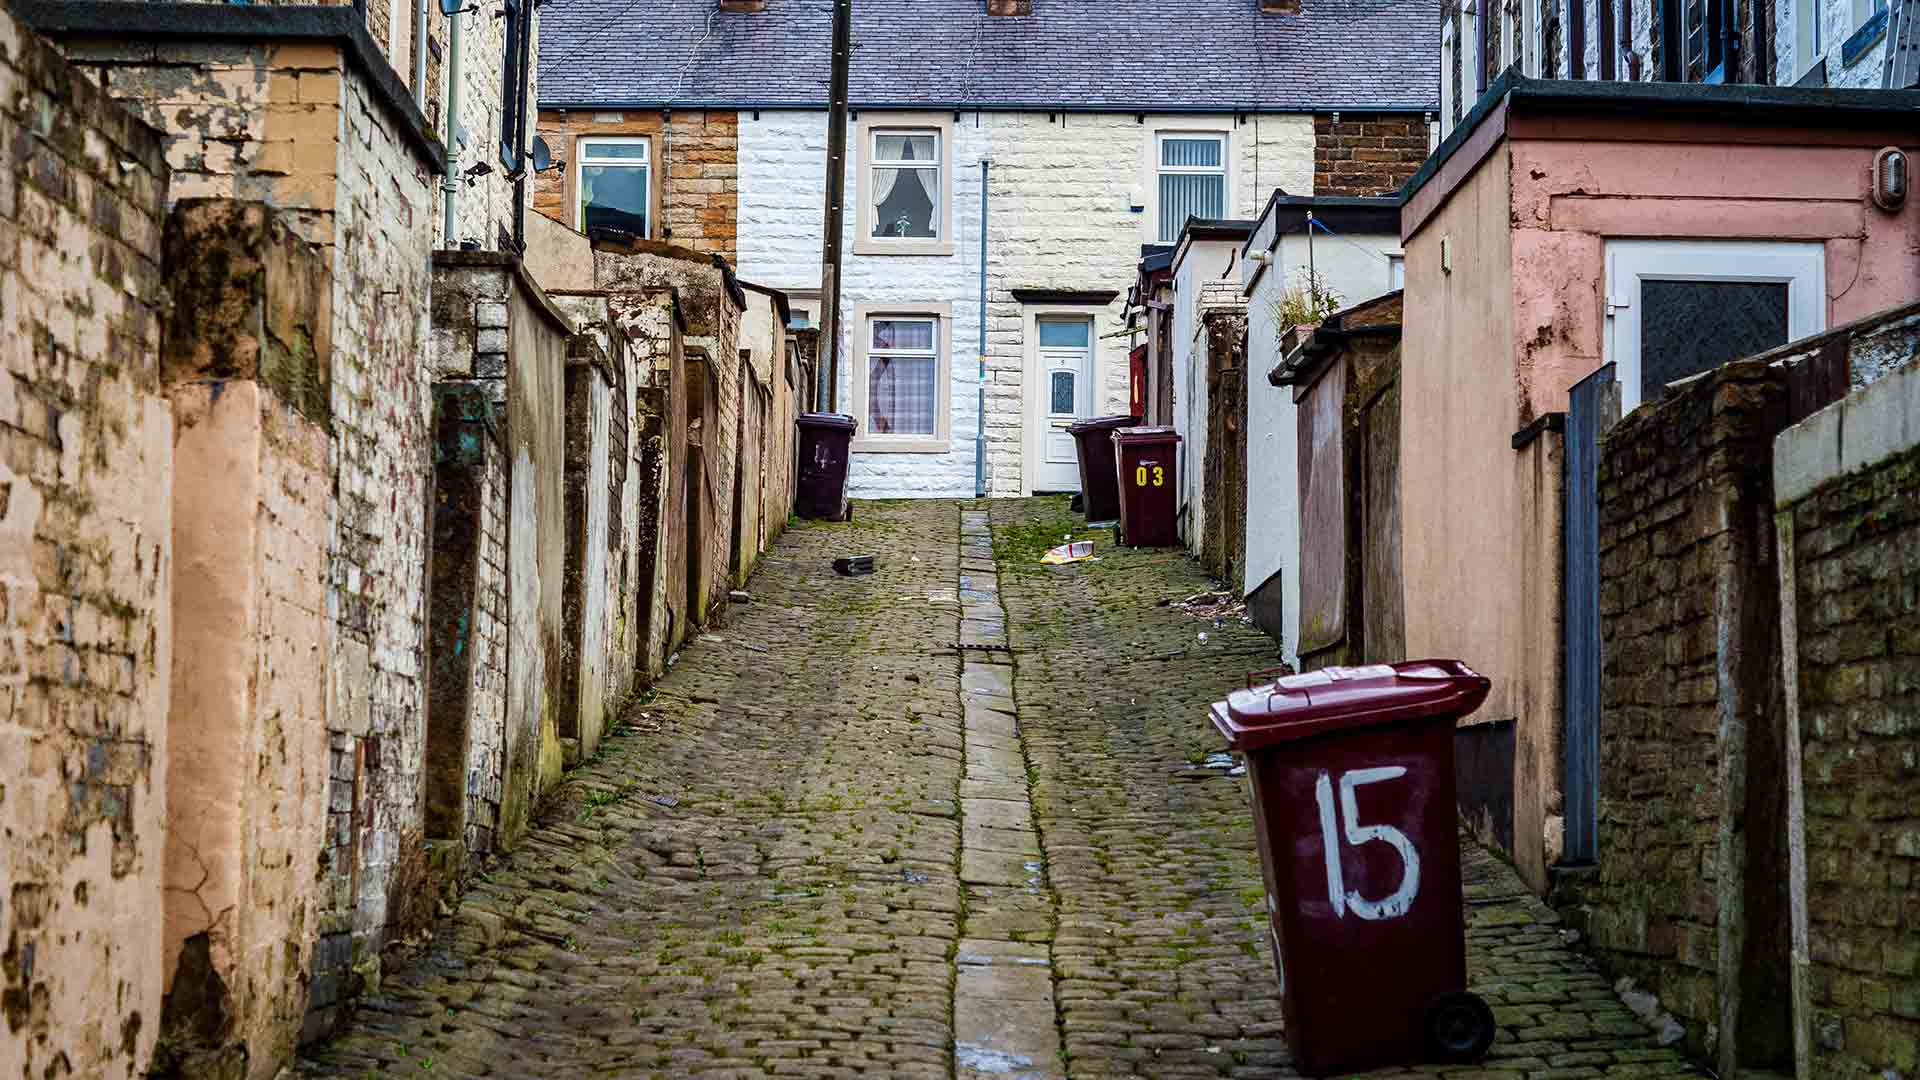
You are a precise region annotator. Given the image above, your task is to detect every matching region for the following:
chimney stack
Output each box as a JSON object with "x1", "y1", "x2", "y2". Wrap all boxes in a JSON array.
[
  {"x1": 1260, "y1": 0, "x2": 1301, "y2": 12},
  {"x1": 987, "y1": 0, "x2": 1032, "y2": 14},
  {"x1": 719, "y1": 0, "x2": 767, "y2": 11}
]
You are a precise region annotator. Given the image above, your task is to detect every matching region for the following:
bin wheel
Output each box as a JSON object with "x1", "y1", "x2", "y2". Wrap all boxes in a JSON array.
[
  {"x1": 1422, "y1": 991, "x2": 1495, "y2": 1063},
  {"x1": 843, "y1": 504, "x2": 854, "y2": 523}
]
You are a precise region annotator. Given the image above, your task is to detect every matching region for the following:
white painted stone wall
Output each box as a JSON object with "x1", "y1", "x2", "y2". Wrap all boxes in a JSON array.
[
  {"x1": 1774, "y1": 0, "x2": 1891, "y2": 87},
  {"x1": 737, "y1": 109, "x2": 1313, "y2": 499},
  {"x1": 1241, "y1": 224, "x2": 1400, "y2": 664},
  {"x1": 329, "y1": 64, "x2": 438, "y2": 959},
  {"x1": 1172, "y1": 238, "x2": 1249, "y2": 555}
]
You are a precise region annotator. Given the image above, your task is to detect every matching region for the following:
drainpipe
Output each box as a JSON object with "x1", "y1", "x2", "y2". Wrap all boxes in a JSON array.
[
  {"x1": 442, "y1": 4, "x2": 463, "y2": 245},
  {"x1": 413, "y1": 0, "x2": 429, "y2": 110},
  {"x1": 975, "y1": 158, "x2": 990, "y2": 499},
  {"x1": 511, "y1": 0, "x2": 533, "y2": 250}
]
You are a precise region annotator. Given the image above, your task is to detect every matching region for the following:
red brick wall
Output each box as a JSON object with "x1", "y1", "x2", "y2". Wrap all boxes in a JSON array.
[{"x1": 1313, "y1": 113, "x2": 1429, "y2": 198}]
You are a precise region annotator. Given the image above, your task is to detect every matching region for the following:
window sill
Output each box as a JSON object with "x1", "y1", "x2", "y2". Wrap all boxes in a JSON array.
[
  {"x1": 852, "y1": 437, "x2": 951, "y2": 454},
  {"x1": 1842, "y1": 7, "x2": 1889, "y2": 66},
  {"x1": 852, "y1": 238, "x2": 957, "y2": 258}
]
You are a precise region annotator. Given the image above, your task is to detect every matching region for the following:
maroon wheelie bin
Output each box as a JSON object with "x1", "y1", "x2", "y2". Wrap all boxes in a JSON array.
[
  {"x1": 1112, "y1": 426, "x2": 1180, "y2": 547},
  {"x1": 1066, "y1": 414, "x2": 1139, "y2": 524},
  {"x1": 795, "y1": 412, "x2": 855, "y2": 521},
  {"x1": 1210, "y1": 660, "x2": 1497, "y2": 1077}
]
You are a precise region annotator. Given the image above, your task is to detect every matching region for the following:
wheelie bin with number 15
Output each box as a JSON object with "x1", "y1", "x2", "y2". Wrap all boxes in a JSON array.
[{"x1": 1209, "y1": 660, "x2": 1497, "y2": 1077}]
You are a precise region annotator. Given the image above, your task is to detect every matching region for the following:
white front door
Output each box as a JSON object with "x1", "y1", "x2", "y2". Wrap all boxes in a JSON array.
[
  {"x1": 1033, "y1": 317, "x2": 1093, "y2": 492},
  {"x1": 1605, "y1": 240, "x2": 1825, "y2": 411}
]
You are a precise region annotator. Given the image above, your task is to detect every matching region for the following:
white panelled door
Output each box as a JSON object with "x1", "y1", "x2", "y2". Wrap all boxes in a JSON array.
[{"x1": 1034, "y1": 317, "x2": 1093, "y2": 492}]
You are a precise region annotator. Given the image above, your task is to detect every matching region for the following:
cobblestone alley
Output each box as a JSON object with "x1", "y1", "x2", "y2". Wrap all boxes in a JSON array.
[{"x1": 300, "y1": 500, "x2": 1703, "y2": 1079}]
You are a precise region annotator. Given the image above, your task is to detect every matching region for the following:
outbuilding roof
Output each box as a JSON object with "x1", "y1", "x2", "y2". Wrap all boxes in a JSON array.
[{"x1": 538, "y1": 0, "x2": 1440, "y2": 113}]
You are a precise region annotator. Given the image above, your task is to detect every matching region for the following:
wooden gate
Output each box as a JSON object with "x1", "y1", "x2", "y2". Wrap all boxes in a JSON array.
[{"x1": 1561, "y1": 363, "x2": 1618, "y2": 866}]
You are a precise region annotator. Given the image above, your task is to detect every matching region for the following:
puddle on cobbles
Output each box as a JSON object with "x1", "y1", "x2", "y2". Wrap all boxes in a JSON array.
[
  {"x1": 1174, "y1": 752, "x2": 1245, "y2": 779},
  {"x1": 954, "y1": 1044, "x2": 1034, "y2": 1074}
]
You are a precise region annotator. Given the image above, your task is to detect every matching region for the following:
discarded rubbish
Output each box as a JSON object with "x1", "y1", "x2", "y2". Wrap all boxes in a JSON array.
[
  {"x1": 740, "y1": 642, "x2": 769, "y2": 654},
  {"x1": 833, "y1": 555, "x2": 875, "y2": 576},
  {"x1": 1039, "y1": 540, "x2": 1095, "y2": 565},
  {"x1": 729, "y1": 589, "x2": 752, "y2": 603}
]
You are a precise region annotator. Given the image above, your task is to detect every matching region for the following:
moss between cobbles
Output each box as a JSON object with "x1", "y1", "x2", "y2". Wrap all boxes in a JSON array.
[
  {"x1": 987, "y1": 496, "x2": 1707, "y2": 1080},
  {"x1": 298, "y1": 498, "x2": 1703, "y2": 1080}
]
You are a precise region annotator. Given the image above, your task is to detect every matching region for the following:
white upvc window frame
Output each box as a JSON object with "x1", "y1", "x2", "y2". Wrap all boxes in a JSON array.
[
  {"x1": 1154, "y1": 131, "x2": 1230, "y2": 245},
  {"x1": 1604, "y1": 239, "x2": 1826, "y2": 412},
  {"x1": 853, "y1": 113, "x2": 956, "y2": 257},
  {"x1": 1792, "y1": 0, "x2": 1825, "y2": 80},
  {"x1": 850, "y1": 302, "x2": 953, "y2": 453},
  {"x1": 575, "y1": 136, "x2": 653, "y2": 236}
]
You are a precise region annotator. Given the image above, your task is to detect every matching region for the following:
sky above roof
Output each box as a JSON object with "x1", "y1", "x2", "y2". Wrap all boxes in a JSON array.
[{"x1": 537, "y1": 0, "x2": 1439, "y2": 112}]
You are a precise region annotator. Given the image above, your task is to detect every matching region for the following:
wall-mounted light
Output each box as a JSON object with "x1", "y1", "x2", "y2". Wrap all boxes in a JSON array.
[{"x1": 1871, "y1": 146, "x2": 1907, "y2": 212}]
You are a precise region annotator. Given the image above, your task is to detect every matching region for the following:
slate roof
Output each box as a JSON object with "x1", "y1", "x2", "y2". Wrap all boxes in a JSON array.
[{"x1": 538, "y1": 0, "x2": 1439, "y2": 112}]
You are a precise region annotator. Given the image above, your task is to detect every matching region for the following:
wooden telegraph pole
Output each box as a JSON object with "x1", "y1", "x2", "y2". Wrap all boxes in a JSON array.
[{"x1": 819, "y1": 0, "x2": 852, "y2": 412}]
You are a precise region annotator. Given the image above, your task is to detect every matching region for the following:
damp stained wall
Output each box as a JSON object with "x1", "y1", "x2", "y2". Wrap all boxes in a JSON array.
[{"x1": 0, "y1": 14, "x2": 174, "y2": 1077}]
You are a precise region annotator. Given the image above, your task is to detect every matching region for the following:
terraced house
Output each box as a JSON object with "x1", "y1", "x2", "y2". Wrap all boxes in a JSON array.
[{"x1": 536, "y1": 0, "x2": 1439, "y2": 499}]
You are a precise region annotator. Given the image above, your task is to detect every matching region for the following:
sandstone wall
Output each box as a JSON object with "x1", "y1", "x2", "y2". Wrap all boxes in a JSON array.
[{"x1": 535, "y1": 108, "x2": 738, "y2": 258}]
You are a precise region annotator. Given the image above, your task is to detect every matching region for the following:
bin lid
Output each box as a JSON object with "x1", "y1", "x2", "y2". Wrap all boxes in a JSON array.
[
  {"x1": 797, "y1": 412, "x2": 856, "y2": 432},
  {"x1": 1209, "y1": 660, "x2": 1490, "y2": 752},
  {"x1": 1112, "y1": 425, "x2": 1180, "y2": 445},
  {"x1": 1066, "y1": 414, "x2": 1142, "y2": 435}
]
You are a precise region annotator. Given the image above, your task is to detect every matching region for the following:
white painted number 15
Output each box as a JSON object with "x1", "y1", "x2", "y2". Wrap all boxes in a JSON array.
[{"x1": 1314, "y1": 767, "x2": 1420, "y2": 921}]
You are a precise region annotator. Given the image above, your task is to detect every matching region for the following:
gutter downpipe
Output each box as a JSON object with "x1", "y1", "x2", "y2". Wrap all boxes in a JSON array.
[
  {"x1": 413, "y1": 0, "x2": 429, "y2": 110},
  {"x1": 442, "y1": 4, "x2": 463, "y2": 244},
  {"x1": 976, "y1": 157, "x2": 990, "y2": 498}
]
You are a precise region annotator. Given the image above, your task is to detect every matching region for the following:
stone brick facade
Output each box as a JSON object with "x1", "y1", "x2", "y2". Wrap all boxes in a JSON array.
[
  {"x1": 1312, "y1": 113, "x2": 1430, "y2": 198},
  {"x1": 534, "y1": 109, "x2": 738, "y2": 258},
  {"x1": 735, "y1": 108, "x2": 1312, "y2": 500},
  {"x1": 0, "y1": 16, "x2": 174, "y2": 1079}
]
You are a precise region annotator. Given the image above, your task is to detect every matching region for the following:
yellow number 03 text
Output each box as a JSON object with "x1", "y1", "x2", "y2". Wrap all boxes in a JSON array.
[{"x1": 1134, "y1": 465, "x2": 1165, "y2": 487}]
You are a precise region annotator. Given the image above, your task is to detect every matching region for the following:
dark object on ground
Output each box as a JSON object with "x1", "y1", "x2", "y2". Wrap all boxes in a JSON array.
[
  {"x1": 1069, "y1": 493, "x2": 1085, "y2": 513},
  {"x1": 1422, "y1": 991, "x2": 1498, "y2": 1063},
  {"x1": 833, "y1": 555, "x2": 875, "y2": 576},
  {"x1": 729, "y1": 590, "x2": 752, "y2": 603}
]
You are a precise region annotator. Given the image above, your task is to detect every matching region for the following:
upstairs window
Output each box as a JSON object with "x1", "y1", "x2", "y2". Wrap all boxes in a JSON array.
[
  {"x1": 577, "y1": 138, "x2": 651, "y2": 237},
  {"x1": 869, "y1": 130, "x2": 941, "y2": 241},
  {"x1": 1157, "y1": 134, "x2": 1225, "y2": 243}
]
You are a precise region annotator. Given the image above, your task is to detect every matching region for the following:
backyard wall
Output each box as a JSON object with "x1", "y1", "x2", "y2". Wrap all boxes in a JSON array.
[
  {"x1": 1774, "y1": 356, "x2": 1920, "y2": 1080},
  {"x1": 157, "y1": 201, "x2": 334, "y2": 1080},
  {"x1": 1557, "y1": 359, "x2": 1795, "y2": 1075},
  {"x1": 0, "y1": 22, "x2": 174, "y2": 1079}
]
